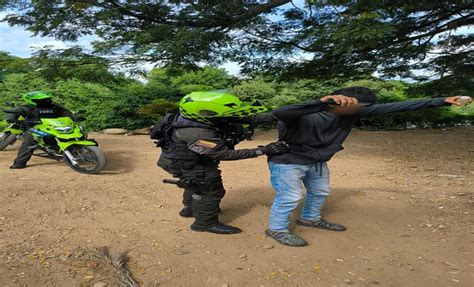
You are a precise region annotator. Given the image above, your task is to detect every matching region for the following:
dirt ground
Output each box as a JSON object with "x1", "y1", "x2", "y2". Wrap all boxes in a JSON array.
[{"x1": 0, "y1": 128, "x2": 473, "y2": 287}]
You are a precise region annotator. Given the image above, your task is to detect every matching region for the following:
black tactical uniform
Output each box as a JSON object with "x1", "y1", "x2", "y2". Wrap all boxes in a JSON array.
[
  {"x1": 158, "y1": 112, "x2": 282, "y2": 234},
  {"x1": 7, "y1": 101, "x2": 76, "y2": 168}
]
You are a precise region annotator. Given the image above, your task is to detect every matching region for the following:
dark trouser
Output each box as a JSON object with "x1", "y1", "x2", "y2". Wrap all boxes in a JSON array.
[
  {"x1": 158, "y1": 156, "x2": 225, "y2": 226},
  {"x1": 182, "y1": 186, "x2": 195, "y2": 207},
  {"x1": 13, "y1": 133, "x2": 35, "y2": 166},
  {"x1": 189, "y1": 175, "x2": 225, "y2": 227}
]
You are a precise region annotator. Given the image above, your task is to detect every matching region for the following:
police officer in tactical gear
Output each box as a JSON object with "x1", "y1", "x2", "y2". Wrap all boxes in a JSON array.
[
  {"x1": 157, "y1": 91, "x2": 287, "y2": 234},
  {"x1": 6, "y1": 91, "x2": 77, "y2": 169}
]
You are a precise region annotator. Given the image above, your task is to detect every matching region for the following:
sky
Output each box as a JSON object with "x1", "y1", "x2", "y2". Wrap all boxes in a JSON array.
[
  {"x1": 0, "y1": 12, "x2": 94, "y2": 56},
  {"x1": 0, "y1": 11, "x2": 243, "y2": 75}
]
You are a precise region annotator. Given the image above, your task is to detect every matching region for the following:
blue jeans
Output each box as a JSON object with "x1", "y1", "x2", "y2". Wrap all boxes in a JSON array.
[{"x1": 268, "y1": 162, "x2": 330, "y2": 232}]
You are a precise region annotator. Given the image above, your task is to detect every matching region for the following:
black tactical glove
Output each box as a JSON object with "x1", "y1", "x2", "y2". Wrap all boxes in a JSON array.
[{"x1": 257, "y1": 141, "x2": 289, "y2": 155}]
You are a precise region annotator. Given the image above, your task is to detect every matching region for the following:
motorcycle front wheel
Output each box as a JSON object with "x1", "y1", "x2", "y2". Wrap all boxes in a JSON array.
[
  {"x1": 0, "y1": 132, "x2": 18, "y2": 150},
  {"x1": 63, "y1": 145, "x2": 107, "y2": 174}
]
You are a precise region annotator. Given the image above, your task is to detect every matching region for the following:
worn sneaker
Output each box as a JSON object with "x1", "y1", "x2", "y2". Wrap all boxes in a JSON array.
[
  {"x1": 296, "y1": 218, "x2": 346, "y2": 231},
  {"x1": 265, "y1": 229, "x2": 307, "y2": 247}
]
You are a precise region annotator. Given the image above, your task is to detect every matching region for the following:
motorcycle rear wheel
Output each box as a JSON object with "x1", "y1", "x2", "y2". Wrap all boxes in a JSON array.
[
  {"x1": 0, "y1": 132, "x2": 18, "y2": 150},
  {"x1": 63, "y1": 145, "x2": 107, "y2": 174}
]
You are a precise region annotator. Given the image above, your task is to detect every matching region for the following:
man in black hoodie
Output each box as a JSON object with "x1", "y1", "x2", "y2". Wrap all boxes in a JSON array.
[{"x1": 265, "y1": 86, "x2": 471, "y2": 247}]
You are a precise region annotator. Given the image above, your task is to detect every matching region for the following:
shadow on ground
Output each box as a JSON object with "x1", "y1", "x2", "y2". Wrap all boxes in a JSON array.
[{"x1": 100, "y1": 150, "x2": 136, "y2": 174}]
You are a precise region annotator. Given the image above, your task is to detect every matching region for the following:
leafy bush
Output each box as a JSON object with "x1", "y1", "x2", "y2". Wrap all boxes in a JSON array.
[
  {"x1": 171, "y1": 67, "x2": 233, "y2": 96},
  {"x1": 1, "y1": 51, "x2": 471, "y2": 131},
  {"x1": 137, "y1": 99, "x2": 179, "y2": 122},
  {"x1": 0, "y1": 120, "x2": 7, "y2": 131},
  {"x1": 343, "y1": 79, "x2": 408, "y2": 102},
  {"x1": 232, "y1": 78, "x2": 277, "y2": 103}
]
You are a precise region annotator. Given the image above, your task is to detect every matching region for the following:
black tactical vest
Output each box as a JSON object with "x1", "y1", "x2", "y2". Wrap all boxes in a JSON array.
[{"x1": 163, "y1": 115, "x2": 248, "y2": 163}]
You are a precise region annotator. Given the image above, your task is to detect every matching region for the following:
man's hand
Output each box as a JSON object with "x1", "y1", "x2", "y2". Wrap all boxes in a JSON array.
[
  {"x1": 258, "y1": 141, "x2": 289, "y2": 155},
  {"x1": 321, "y1": 94, "x2": 359, "y2": 106},
  {"x1": 445, "y1": 96, "x2": 472, "y2": 106}
]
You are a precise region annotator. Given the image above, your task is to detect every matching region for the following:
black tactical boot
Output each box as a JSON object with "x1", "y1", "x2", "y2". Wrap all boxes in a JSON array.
[
  {"x1": 265, "y1": 229, "x2": 307, "y2": 247},
  {"x1": 191, "y1": 222, "x2": 242, "y2": 234},
  {"x1": 9, "y1": 163, "x2": 26, "y2": 169},
  {"x1": 179, "y1": 206, "x2": 193, "y2": 218},
  {"x1": 296, "y1": 218, "x2": 346, "y2": 231}
]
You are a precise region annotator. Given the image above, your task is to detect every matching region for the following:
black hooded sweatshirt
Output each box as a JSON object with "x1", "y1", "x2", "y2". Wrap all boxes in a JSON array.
[{"x1": 269, "y1": 97, "x2": 448, "y2": 164}]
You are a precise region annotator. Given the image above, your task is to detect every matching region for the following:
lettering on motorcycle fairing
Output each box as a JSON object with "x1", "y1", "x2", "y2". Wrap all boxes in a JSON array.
[
  {"x1": 38, "y1": 109, "x2": 55, "y2": 114},
  {"x1": 30, "y1": 129, "x2": 50, "y2": 137}
]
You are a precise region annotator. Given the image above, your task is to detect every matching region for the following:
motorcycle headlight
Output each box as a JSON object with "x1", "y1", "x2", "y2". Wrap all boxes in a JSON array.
[{"x1": 54, "y1": 126, "x2": 73, "y2": 133}]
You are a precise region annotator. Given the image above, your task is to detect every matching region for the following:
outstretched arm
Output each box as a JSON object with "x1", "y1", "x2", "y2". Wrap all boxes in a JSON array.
[
  {"x1": 272, "y1": 95, "x2": 358, "y2": 123},
  {"x1": 240, "y1": 112, "x2": 278, "y2": 124},
  {"x1": 358, "y1": 96, "x2": 471, "y2": 117},
  {"x1": 230, "y1": 94, "x2": 358, "y2": 125}
]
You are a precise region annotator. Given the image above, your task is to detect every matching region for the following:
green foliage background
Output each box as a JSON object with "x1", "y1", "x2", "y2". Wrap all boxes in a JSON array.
[{"x1": 0, "y1": 51, "x2": 472, "y2": 131}]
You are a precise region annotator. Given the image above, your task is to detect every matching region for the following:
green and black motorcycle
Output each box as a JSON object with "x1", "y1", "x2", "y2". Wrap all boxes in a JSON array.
[
  {"x1": 0, "y1": 102, "x2": 23, "y2": 150},
  {"x1": 0, "y1": 120, "x2": 22, "y2": 150},
  {"x1": 4, "y1": 110, "x2": 107, "y2": 174}
]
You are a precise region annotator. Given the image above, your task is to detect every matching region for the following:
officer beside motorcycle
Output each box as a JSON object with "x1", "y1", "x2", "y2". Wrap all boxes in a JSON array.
[
  {"x1": 6, "y1": 91, "x2": 77, "y2": 169},
  {"x1": 156, "y1": 91, "x2": 287, "y2": 234}
]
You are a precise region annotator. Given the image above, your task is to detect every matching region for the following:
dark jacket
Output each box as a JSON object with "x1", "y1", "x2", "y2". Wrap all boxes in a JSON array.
[
  {"x1": 269, "y1": 98, "x2": 448, "y2": 164},
  {"x1": 171, "y1": 112, "x2": 277, "y2": 161},
  {"x1": 158, "y1": 112, "x2": 277, "y2": 178},
  {"x1": 6, "y1": 104, "x2": 76, "y2": 126}
]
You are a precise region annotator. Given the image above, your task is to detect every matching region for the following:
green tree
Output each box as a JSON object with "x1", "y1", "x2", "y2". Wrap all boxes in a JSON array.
[
  {"x1": 0, "y1": 73, "x2": 52, "y2": 103},
  {"x1": 145, "y1": 68, "x2": 179, "y2": 100},
  {"x1": 137, "y1": 99, "x2": 179, "y2": 122},
  {"x1": 3, "y1": 1, "x2": 471, "y2": 83},
  {"x1": 30, "y1": 47, "x2": 122, "y2": 85},
  {"x1": 53, "y1": 79, "x2": 117, "y2": 130},
  {"x1": 232, "y1": 78, "x2": 277, "y2": 102},
  {"x1": 172, "y1": 67, "x2": 233, "y2": 95},
  {"x1": 342, "y1": 79, "x2": 409, "y2": 103},
  {"x1": 0, "y1": 73, "x2": 52, "y2": 121},
  {"x1": 0, "y1": 52, "x2": 31, "y2": 81},
  {"x1": 1, "y1": 0, "x2": 289, "y2": 69}
]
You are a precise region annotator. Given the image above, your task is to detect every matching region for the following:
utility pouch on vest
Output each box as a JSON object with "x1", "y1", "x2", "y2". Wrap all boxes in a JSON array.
[
  {"x1": 178, "y1": 162, "x2": 206, "y2": 179},
  {"x1": 150, "y1": 112, "x2": 177, "y2": 146},
  {"x1": 171, "y1": 143, "x2": 200, "y2": 161}
]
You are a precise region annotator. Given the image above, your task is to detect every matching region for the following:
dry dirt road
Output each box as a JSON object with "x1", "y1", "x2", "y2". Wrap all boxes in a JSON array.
[{"x1": 0, "y1": 128, "x2": 473, "y2": 287}]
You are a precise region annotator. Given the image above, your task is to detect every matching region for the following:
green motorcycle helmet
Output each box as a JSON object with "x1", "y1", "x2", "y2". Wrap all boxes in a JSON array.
[
  {"x1": 22, "y1": 91, "x2": 53, "y2": 106},
  {"x1": 179, "y1": 90, "x2": 268, "y2": 124}
]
